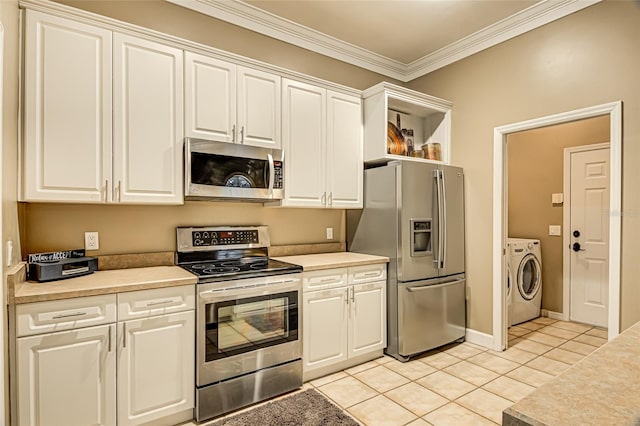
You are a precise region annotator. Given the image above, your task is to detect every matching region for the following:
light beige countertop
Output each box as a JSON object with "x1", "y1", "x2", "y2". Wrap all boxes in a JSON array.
[
  {"x1": 12, "y1": 266, "x2": 197, "y2": 304},
  {"x1": 272, "y1": 252, "x2": 389, "y2": 271},
  {"x1": 503, "y1": 321, "x2": 640, "y2": 425}
]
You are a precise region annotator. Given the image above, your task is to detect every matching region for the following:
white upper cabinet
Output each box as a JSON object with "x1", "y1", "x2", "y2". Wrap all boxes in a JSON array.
[
  {"x1": 185, "y1": 53, "x2": 281, "y2": 149},
  {"x1": 363, "y1": 82, "x2": 452, "y2": 165},
  {"x1": 184, "y1": 52, "x2": 236, "y2": 143},
  {"x1": 22, "y1": 10, "x2": 112, "y2": 202},
  {"x1": 280, "y1": 79, "x2": 362, "y2": 209},
  {"x1": 281, "y1": 79, "x2": 326, "y2": 207},
  {"x1": 237, "y1": 66, "x2": 281, "y2": 148},
  {"x1": 22, "y1": 11, "x2": 184, "y2": 205},
  {"x1": 113, "y1": 33, "x2": 184, "y2": 204},
  {"x1": 327, "y1": 91, "x2": 363, "y2": 208}
]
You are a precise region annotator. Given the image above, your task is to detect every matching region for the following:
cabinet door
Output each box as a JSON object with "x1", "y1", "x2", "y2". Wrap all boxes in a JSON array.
[
  {"x1": 281, "y1": 79, "x2": 326, "y2": 207},
  {"x1": 17, "y1": 324, "x2": 116, "y2": 426},
  {"x1": 113, "y1": 33, "x2": 184, "y2": 204},
  {"x1": 237, "y1": 66, "x2": 281, "y2": 148},
  {"x1": 23, "y1": 10, "x2": 112, "y2": 203},
  {"x1": 303, "y1": 287, "x2": 348, "y2": 373},
  {"x1": 327, "y1": 91, "x2": 363, "y2": 208},
  {"x1": 349, "y1": 281, "x2": 386, "y2": 357},
  {"x1": 118, "y1": 311, "x2": 194, "y2": 426},
  {"x1": 184, "y1": 52, "x2": 236, "y2": 143}
]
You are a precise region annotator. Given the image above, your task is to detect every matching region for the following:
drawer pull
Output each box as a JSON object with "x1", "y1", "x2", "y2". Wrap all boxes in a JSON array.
[
  {"x1": 145, "y1": 298, "x2": 179, "y2": 307},
  {"x1": 52, "y1": 312, "x2": 88, "y2": 319},
  {"x1": 362, "y1": 272, "x2": 380, "y2": 277},
  {"x1": 320, "y1": 278, "x2": 337, "y2": 283}
]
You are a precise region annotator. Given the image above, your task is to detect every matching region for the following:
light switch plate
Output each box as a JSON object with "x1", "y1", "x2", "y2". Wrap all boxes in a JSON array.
[
  {"x1": 552, "y1": 193, "x2": 564, "y2": 204},
  {"x1": 549, "y1": 225, "x2": 561, "y2": 236},
  {"x1": 326, "y1": 227, "x2": 333, "y2": 240}
]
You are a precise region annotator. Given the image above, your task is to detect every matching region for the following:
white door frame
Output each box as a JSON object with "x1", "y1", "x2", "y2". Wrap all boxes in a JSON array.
[
  {"x1": 492, "y1": 101, "x2": 622, "y2": 350},
  {"x1": 562, "y1": 143, "x2": 610, "y2": 324}
]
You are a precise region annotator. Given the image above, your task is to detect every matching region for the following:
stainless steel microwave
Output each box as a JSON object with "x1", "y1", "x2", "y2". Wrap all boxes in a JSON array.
[{"x1": 184, "y1": 138, "x2": 284, "y2": 201}]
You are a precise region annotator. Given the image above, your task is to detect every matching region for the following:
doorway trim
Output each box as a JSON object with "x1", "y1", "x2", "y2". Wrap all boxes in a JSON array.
[
  {"x1": 562, "y1": 143, "x2": 611, "y2": 324},
  {"x1": 492, "y1": 101, "x2": 622, "y2": 351}
]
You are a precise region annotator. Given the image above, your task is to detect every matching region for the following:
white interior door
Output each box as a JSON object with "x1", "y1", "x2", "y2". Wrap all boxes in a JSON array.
[{"x1": 569, "y1": 146, "x2": 610, "y2": 327}]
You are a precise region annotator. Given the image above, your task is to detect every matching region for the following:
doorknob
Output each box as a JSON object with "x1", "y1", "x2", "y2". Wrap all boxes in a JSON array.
[
  {"x1": 572, "y1": 242, "x2": 585, "y2": 252},
  {"x1": 573, "y1": 230, "x2": 580, "y2": 237}
]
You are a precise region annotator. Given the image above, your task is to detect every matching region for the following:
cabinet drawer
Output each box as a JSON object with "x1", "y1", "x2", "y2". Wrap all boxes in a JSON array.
[
  {"x1": 118, "y1": 285, "x2": 195, "y2": 320},
  {"x1": 348, "y1": 263, "x2": 387, "y2": 285},
  {"x1": 16, "y1": 294, "x2": 117, "y2": 337},
  {"x1": 303, "y1": 268, "x2": 348, "y2": 292}
]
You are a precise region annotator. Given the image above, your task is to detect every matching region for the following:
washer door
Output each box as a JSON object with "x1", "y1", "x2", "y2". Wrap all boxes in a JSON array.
[{"x1": 517, "y1": 254, "x2": 541, "y2": 300}]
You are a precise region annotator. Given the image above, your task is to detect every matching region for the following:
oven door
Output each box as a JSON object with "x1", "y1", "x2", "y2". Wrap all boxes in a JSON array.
[
  {"x1": 185, "y1": 138, "x2": 284, "y2": 201},
  {"x1": 197, "y1": 274, "x2": 301, "y2": 385}
]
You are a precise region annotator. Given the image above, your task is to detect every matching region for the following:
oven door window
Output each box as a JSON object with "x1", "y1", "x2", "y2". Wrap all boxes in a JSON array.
[
  {"x1": 190, "y1": 152, "x2": 269, "y2": 189},
  {"x1": 205, "y1": 291, "x2": 298, "y2": 362}
]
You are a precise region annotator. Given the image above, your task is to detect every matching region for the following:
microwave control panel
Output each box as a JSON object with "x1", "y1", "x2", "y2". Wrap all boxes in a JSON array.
[{"x1": 273, "y1": 161, "x2": 283, "y2": 189}]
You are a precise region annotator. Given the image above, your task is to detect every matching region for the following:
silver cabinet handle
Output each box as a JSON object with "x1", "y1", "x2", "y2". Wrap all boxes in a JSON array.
[
  {"x1": 328, "y1": 192, "x2": 333, "y2": 207},
  {"x1": 363, "y1": 272, "x2": 379, "y2": 277},
  {"x1": 52, "y1": 311, "x2": 88, "y2": 320},
  {"x1": 104, "y1": 179, "x2": 109, "y2": 202},
  {"x1": 117, "y1": 181, "x2": 121, "y2": 202},
  {"x1": 240, "y1": 126, "x2": 245, "y2": 144},
  {"x1": 123, "y1": 322, "x2": 127, "y2": 349},
  {"x1": 320, "y1": 278, "x2": 337, "y2": 283},
  {"x1": 321, "y1": 192, "x2": 326, "y2": 206},
  {"x1": 232, "y1": 124, "x2": 236, "y2": 143},
  {"x1": 108, "y1": 325, "x2": 113, "y2": 352}
]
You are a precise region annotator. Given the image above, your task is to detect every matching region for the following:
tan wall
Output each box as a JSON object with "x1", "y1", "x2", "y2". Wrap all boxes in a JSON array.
[
  {"x1": 22, "y1": 202, "x2": 345, "y2": 255},
  {"x1": 19, "y1": 0, "x2": 396, "y2": 256},
  {"x1": 407, "y1": 0, "x2": 640, "y2": 333},
  {"x1": 1, "y1": 0, "x2": 22, "y2": 423},
  {"x1": 507, "y1": 116, "x2": 610, "y2": 313}
]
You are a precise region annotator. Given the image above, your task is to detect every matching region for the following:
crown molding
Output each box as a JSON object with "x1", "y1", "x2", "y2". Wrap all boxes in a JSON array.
[
  {"x1": 166, "y1": 0, "x2": 407, "y2": 80},
  {"x1": 404, "y1": 0, "x2": 602, "y2": 81},
  {"x1": 168, "y1": 0, "x2": 601, "y2": 82}
]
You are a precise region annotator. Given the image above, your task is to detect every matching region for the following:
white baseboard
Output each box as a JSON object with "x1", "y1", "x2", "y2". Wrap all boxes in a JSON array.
[
  {"x1": 541, "y1": 309, "x2": 568, "y2": 321},
  {"x1": 465, "y1": 328, "x2": 493, "y2": 349}
]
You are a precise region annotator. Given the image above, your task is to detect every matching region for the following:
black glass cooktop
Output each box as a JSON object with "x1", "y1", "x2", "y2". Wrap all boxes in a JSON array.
[{"x1": 180, "y1": 257, "x2": 301, "y2": 283}]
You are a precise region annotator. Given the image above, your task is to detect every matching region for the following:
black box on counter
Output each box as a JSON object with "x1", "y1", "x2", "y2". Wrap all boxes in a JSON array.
[{"x1": 27, "y1": 250, "x2": 98, "y2": 282}]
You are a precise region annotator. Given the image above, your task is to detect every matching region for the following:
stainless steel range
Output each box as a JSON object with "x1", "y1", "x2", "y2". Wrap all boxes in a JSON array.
[{"x1": 176, "y1": 226, "x2": 303, "y2": 422}]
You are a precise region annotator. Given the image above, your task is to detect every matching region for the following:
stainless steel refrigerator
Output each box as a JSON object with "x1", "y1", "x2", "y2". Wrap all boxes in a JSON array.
[{"x1": 348, "y1": 161, "x2": 466, "y2": 361}]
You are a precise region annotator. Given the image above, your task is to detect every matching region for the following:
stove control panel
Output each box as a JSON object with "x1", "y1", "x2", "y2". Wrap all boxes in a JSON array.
[
  {"x1": 191, "y1": 230, "x2": 259, "y2": 247},
  {"x1": 177, "y1": 226, "x2": 269, "y2": 251}
]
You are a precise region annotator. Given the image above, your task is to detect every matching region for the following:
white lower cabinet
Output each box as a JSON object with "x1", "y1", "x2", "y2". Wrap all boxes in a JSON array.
[
  {"x1": 118, "y1": 311, "x2": 194, "y2": 426},
  {"x1": 17, "y1": 324, "x2": 116, "y2": 426},
  {"x1": 302, "y1": 264, "x2": 386, "y2": 381},
  {"x1": 14, "y1": 287, "x2": 195, "y2": 426}
]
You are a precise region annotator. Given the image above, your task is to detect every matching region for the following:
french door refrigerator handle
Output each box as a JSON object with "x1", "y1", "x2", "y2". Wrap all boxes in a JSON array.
[
  {"x1": 440, "y1": 169, "x2": 447, "y2": 269},
  {"x1": 435, "y1": 170, "x2": 445, "y2": 269}
]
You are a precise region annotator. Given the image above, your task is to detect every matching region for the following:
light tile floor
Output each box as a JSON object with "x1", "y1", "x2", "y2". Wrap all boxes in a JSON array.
[{"x1": 308, "y1": 317, "x2": 607, "y2": 426}]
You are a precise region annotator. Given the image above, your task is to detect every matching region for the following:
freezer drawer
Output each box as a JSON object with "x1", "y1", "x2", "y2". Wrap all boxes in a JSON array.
[{"x1": 398, "y1": 277, "x2": 465, "y2": 357}]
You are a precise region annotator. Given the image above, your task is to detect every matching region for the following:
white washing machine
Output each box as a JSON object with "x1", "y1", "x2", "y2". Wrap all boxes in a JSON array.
[
  {"x1": 508, "y1": 238, "x2": 542, "y2": 325},
  {"x1": 506, "y1": 257, "x2": 513, "y2": 327}
]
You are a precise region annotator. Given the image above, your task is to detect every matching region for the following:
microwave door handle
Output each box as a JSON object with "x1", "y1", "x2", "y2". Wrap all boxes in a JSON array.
[{"x1": 267, "y1": 153, "x2": 275, "y2": 195}]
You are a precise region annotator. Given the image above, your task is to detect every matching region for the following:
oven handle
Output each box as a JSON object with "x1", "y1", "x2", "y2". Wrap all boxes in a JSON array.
[{"x1": 198, "y1": 278, "x2": 300, "y2": 301}]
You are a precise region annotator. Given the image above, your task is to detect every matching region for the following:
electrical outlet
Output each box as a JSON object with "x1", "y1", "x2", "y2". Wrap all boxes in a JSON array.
[
  {"x1": 85, "y1": 232, "x2": 100, "y2": 250},
  {"x1": 326, "y1": 227, "x2": 334, "y2": 240}
]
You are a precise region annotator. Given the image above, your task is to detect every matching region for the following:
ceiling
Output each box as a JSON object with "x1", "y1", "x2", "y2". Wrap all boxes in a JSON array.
[{"x1": 167, "y1": 0, "x2": 600, "y2": 81}]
